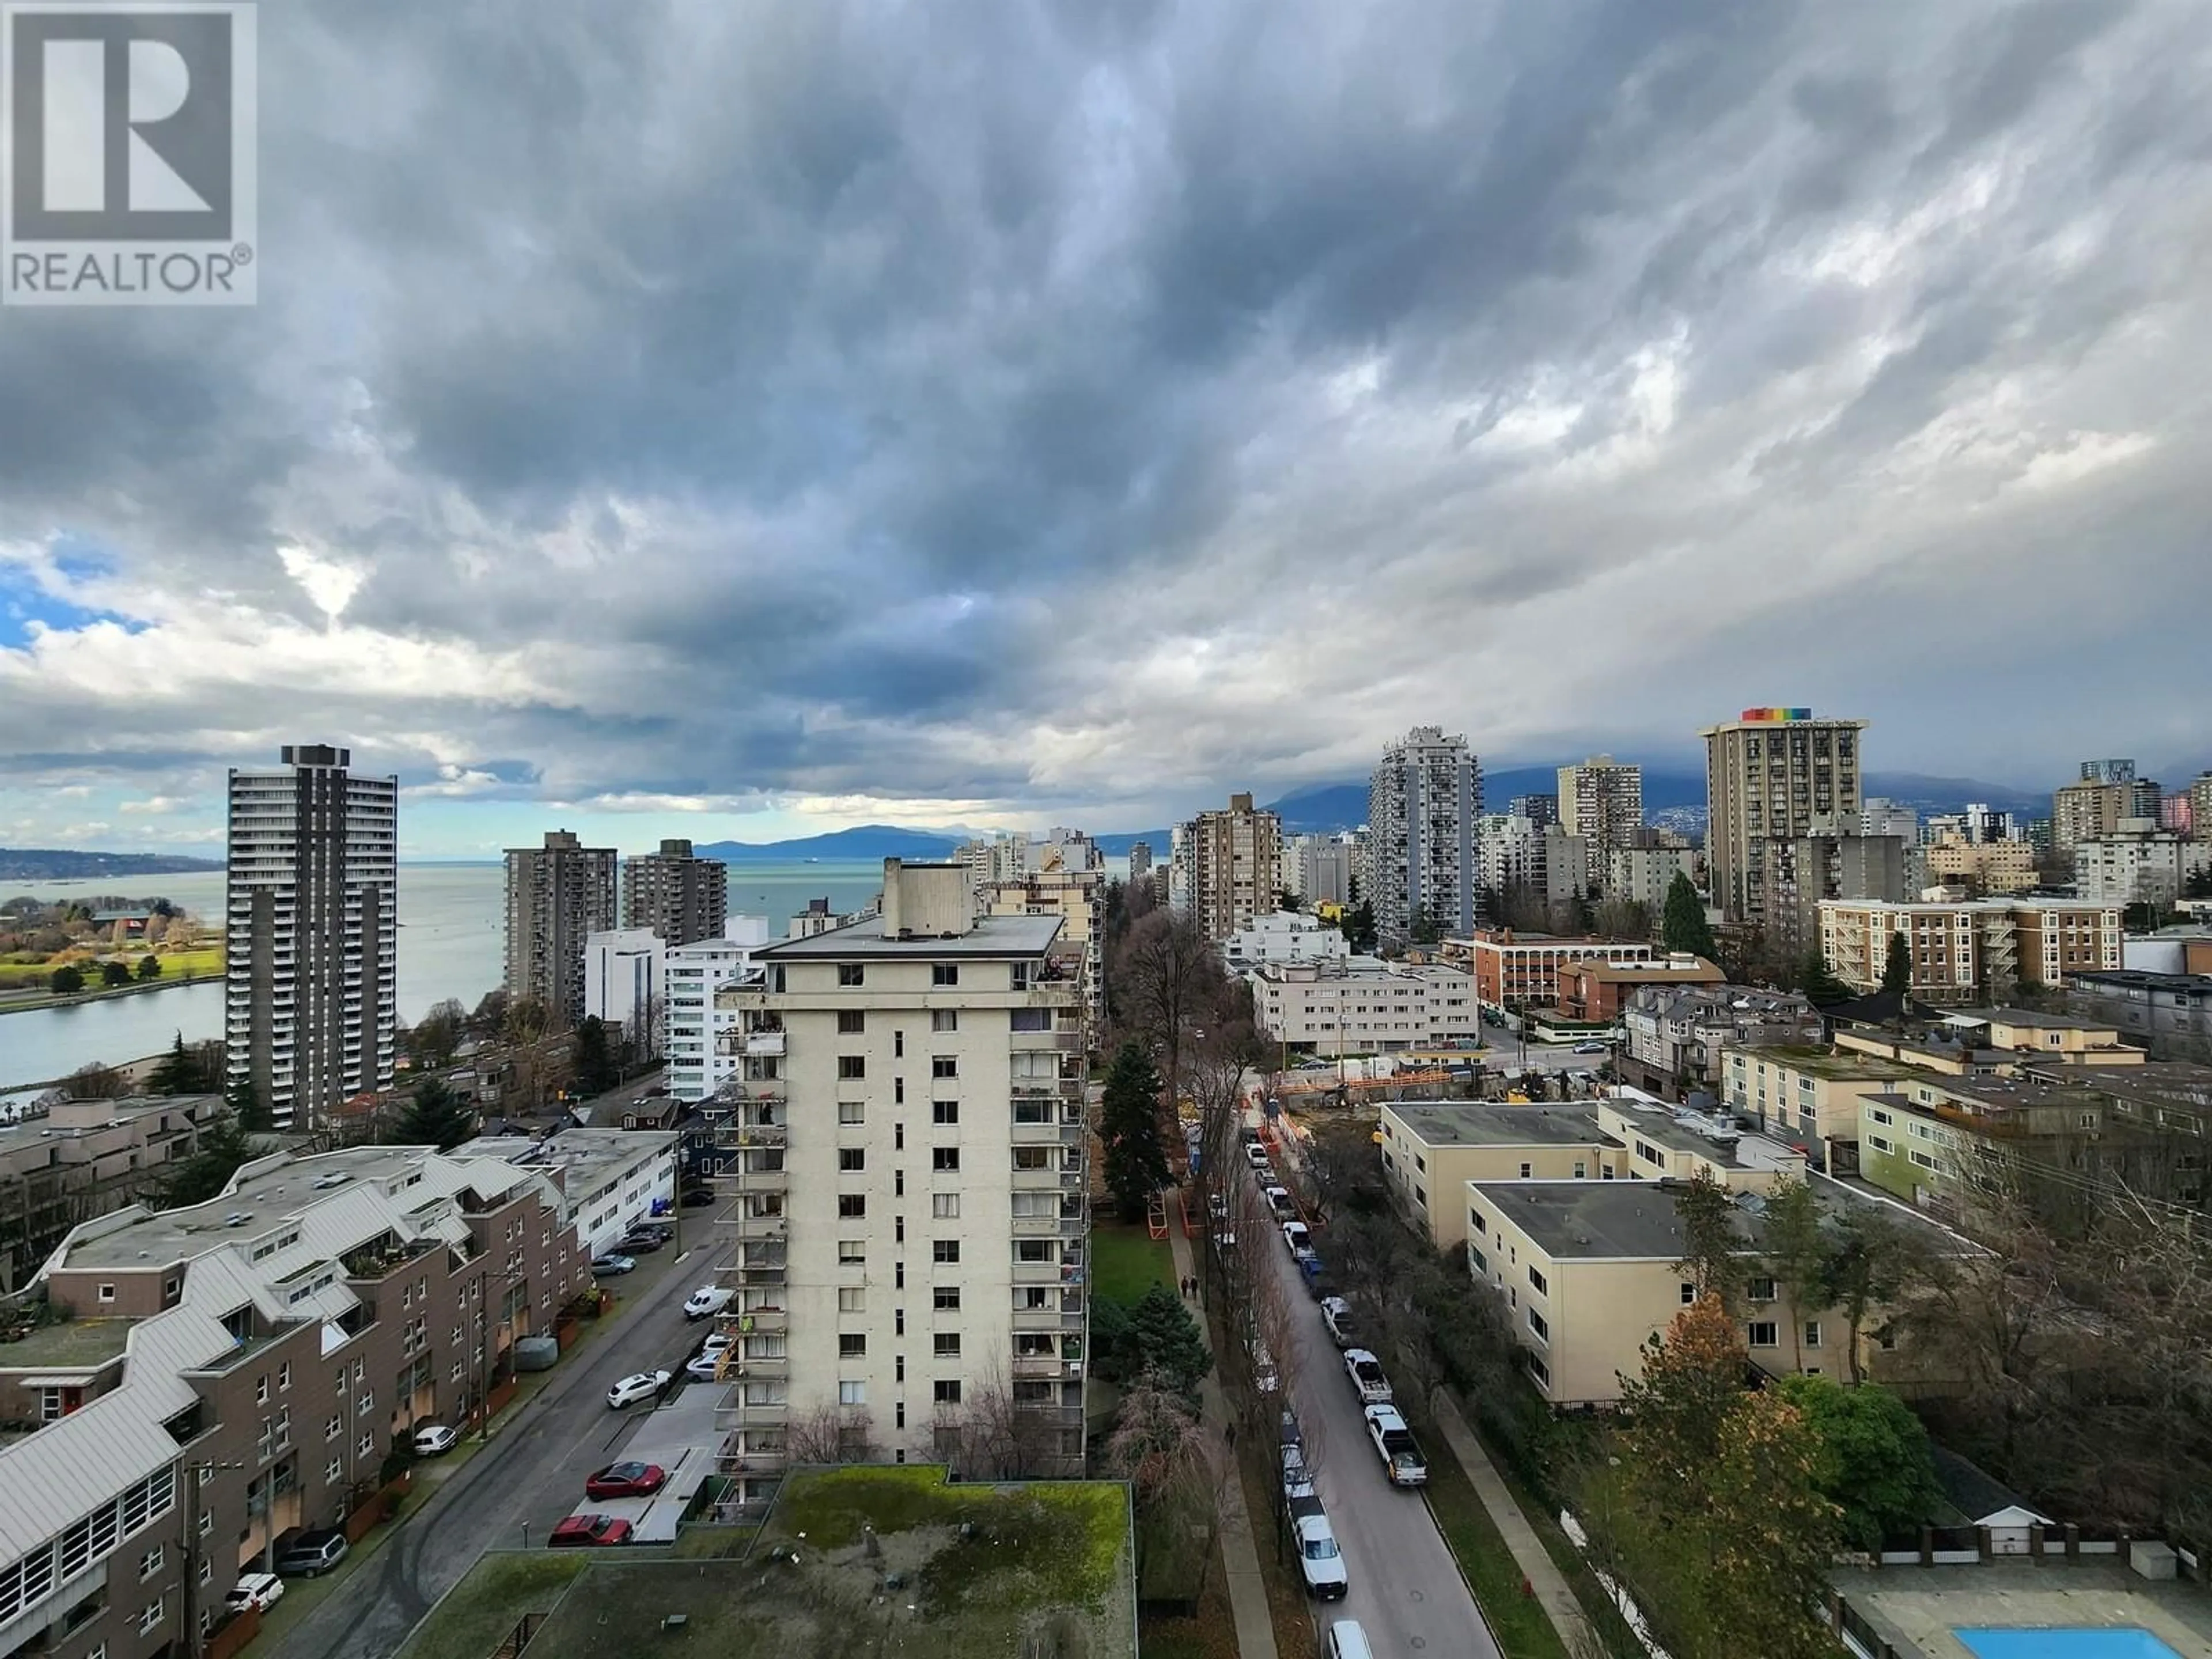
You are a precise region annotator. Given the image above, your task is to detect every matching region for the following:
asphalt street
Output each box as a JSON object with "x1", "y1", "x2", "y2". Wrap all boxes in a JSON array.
[
  {"x1": 1247, "y1": 1137, "x2": 1502, "y2": 1659},
  {"x1": 269, "y1": 1241, "x2": 726, "y2": 1659}
]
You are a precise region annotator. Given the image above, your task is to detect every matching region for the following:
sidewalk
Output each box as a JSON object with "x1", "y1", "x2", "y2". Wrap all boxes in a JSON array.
[
  {"x1": 1430, "y1": 1390, "x2": 1594, "y2": 1653},
  {"x1": 1168, "y1": 1220, "x2": 1281, "y2": 1659}
]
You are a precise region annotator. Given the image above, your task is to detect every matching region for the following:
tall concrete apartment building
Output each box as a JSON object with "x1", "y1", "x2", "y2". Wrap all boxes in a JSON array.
[
  {"x1": 1369, "y1": 726, "x2": 1482, "y2": 943},
  {"x1": 622, "y1": 838, "x2": 729, "y2": 946},
  {"x1": 1176, "y1": 794, "x2": 1284, "y2": 945},
  {"x1": 503, "y1": 830, "x2": 617, "y2": 1025},
  {"x1": 707, "y1": 861, "x2": 1088, "y2": 1504},
  {"x1": 224, "y1": 744, "x2": 398, "y2": 1130},
  {"x1": 1701, "y1": 708, "x2": 1868, "y2": 937},
  {"x1": 1557, "y1": 756, "x2": 1643, "y2": 858},
  {"x1": 2053, "y1": 761, "x2": 2164, "y2": 850}
]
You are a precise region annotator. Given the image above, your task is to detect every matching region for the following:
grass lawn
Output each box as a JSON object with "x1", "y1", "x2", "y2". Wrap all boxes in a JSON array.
[
  {"x1": 393, "y1": 1553, "x2": 587, "y2": 1659},
  {"x1": 1414, "y1": 1430, "x2": 1570, "y2": 1659},
  {"x1": 0, "y1": 945, "x2": 223, "y2": 990},
  {"x1": 1090, "y1": 1221, "x2": 1174, "y2": 1306}
]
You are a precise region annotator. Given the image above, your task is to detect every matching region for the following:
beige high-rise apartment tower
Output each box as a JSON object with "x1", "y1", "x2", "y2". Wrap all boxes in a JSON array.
[
  {"x1": 505, "y1": 828, "x2": 618, "y2": 1024},
  {"x1": 1701, "y1": 709, "x2": 1868, "y2": 927},
  {"x1": 1176, "y1": 793, "x2": 1285, "y2": 944},
  {"x1": 1557, "y1": 755, "x2": 1644, "y2": 858},
  {"x1": 624, "y1": 836, "x2": 730, "y2": 946}
]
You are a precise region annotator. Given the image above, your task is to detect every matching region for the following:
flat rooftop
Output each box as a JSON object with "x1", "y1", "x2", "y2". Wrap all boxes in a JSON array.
[
  {"x1": 1948, "y1": 1006, "x2": 2116, "y2": 1031},
  {"x1": 0, "y1": 1317, "x2": 137, "y2": 1374},
  {"x1": 1740, "y1": 1045, "x2": 1921, "y2": 1082},
  {"x1": 2070, "y1": 969, "x2": 2212, "y2": 993},
  {"x1": 1832, "y1": 1561, "x2": 2212, "y2": 1658},
  {"x1": 466, "y1": 1128, "x2": 675, "y2": 1196},
  {"x1": 1385, "y1": 1102, "x2": 1611, "y2": 1149},
  {"x1": 1603, "y1": 1097, "x2": 1802, "y2": 1172},
  {"x1": 1474, "y1": 1181, "x2": 1691, "y2": 1259},
  {"x1": 758, "y1": 911, "x2": 1062, "y2": 959}
]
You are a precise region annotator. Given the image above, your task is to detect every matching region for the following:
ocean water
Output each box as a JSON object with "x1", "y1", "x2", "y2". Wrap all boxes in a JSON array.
[{"x1": 0, "y1": 860, "x2": 888, "y2": 1088}]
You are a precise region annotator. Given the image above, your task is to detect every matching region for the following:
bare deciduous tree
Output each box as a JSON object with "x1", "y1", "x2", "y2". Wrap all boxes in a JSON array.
[
  {"x1": 957, "y1": 1352, "x2": 1065, "y2": 1479},
  {"x1": 785, "y1": 1399, "x2": 872, "y2": 1465}
]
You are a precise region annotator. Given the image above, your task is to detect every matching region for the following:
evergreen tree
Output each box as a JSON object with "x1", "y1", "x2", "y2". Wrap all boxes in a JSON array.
[
  {"x1": 99, "y1": 960, "x2": 131, "y2": 988},
  {"x1": 136, "y1": 953, "x2": 162, "y2": 982},
  {"x1": 1671, "y1": 1169, "x2": 1744, "y2": 1309},
  {"x1": 227, "y1": 1078, "x2": 272, "y2": 1134},
  {"x1": 147, "y1": 1031, "x2": 206, "y2": 1095},
  {"x1": 1661, "y1": 872, "x2": 1717, "y2": 961},
  {"x1": 1125, "y1": 1283, "x2": 1213, "y2": 1402},
  {"x1": 48, "y1": 964, "x2": 84, "y2": 995},
  {"x1": 1758, "y1": 1176, "x2": 1827, "y2": 1370},
  {"x1": 1774, "y1": 1376, "x2": 1941, "y2": 1551},
  {"x1": 1881, "y1": 931, "x2": 1913, "y2": 997},
  {"x1": 1797, "y1": 950, "x2": 1853, "y2": 1006},
  {"x1": 1099, "y1": 1041, "x2": 1170, "y2": 1222},
  {"x1": 162, "y1": 1119, "x2": 256, "y2": 1207},
  {"x1": 573, "y1": 1016, "x2": 618, "y2": 1097},
  {"x1": 392, "y1": 1076, "x2": 477, "y2": 1150}
]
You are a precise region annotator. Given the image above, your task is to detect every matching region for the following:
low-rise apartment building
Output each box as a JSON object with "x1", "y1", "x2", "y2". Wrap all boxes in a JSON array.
[
  {"x1": 2066, "y1": 969, "x2": 2212, "y2": 1056},
  {"x1": 0, "y1": 1096, "x2": 225, "y2": 1293},
  {"x1": 460, "y1": 1129, "x2": 677, "y2": 1259},
  {"x1": 1602, "y1": 843, "x2": 1696, "y2": 911},
  {"x1": 1620, "y1": 986, "x2": 1821, "y2": 1098},
  {"x1": 663, "y1": 929, "x2": 770, "y2": 1103},
  {"x1": 1719, "y1": 1046, "x2": 1920, "y2": 1173},
  {"x1": 1248, "y1": 959, "x2": 1478, "y2": 1053},
  {"x1": 1220, "y1": 910, "x2": 1351, "y2": 972},
  {"x1": 1819, "y1": 898, "x2": 2122, "y2": 1002},
  {"x1": 1549, "y1": 955, "x2": 1724, "y2": 1025},
  {"x1": 1463, "y1": 1175, "x2": 1953, "y2": 1404},
  {"x1": 2074, "y1": 823, "x2": 2212, "y2": 908},
  {"x1": 0, "y1": 1132, "x2": 672, "y2": 1659},
  {"x1": 1923, "y1": 835, "x2": 2039, "y2": 895},
  {"x1": 708, "y1": 859, "x2": 1089, "y2": 1506},
  {"x1": 1446, "y1": 930, "x2": 1656, "y2": 1019}
]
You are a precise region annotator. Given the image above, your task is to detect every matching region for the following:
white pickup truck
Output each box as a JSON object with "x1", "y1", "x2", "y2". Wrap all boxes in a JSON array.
[
  {"x1": 1363, "y1": 1404, "x2": 1428, "y2": 1487},
  {"x1": 1342, "y1": 1348, "x2": 1393, "y2": 1406}
]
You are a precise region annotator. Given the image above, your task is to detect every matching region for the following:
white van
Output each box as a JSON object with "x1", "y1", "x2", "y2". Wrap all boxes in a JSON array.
[{"x1": 1326, "y1": 1619, "x2": 1374, "y2": 1659}]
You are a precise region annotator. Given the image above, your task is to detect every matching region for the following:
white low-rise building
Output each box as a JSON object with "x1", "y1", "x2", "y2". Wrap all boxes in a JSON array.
[
  {"x1": 584, "y1": 927, "x2": 665, "y2": 1052},
  {"x1": 464, "y1": 1127, "x2": 679, "y2": 1259},
  {"x1": 1248, "y1": 958, "x2": 1479, "y2": 1052},
  {"x1": 2074, "y1": 821, "x2": 2212, "y2": 909},
  {"x1": 665, "y1": 921, "x2": 771, "y2": 1101},
  {"x1": 1223, "y1": 910, "x2": 1351, "y2": 971}
]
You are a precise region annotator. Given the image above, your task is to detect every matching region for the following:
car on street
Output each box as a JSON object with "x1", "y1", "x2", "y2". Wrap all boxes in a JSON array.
[
  {"x1": 616, "y1": 1230, "x2": 665, "y2": 1254},
  {"x1": 590, "y1": 1253, "x2": 635, "y2": 1276},
  {"x1": 548, "y1": 1514, "x2": 634, "y2": 1547},
  {"x1": 224, "y1": 1573, "x2": 285, "y2": 1615},
  {"x1": 1363, "y1": 1404, "x2": 1429, "y2": 1487},
  {"x1": 1282, "y1": 1221, "x2": 1315, "y2": 1259},
  {"x1": 1265, "y1": 1185, "x2": 1295, "y2": 1219},
  {"x1": 607, "y1": 1370, "x2": 671, "y2": 1408},
  {"x1": 685, "y1": 1351, "x2": 726, "y2": 1381},
  {"x1": 585, "y1": 1460, "x2": 668, "y2": 1500},
  {"x1": 680, "y1": 1185, "x2": 717, "y2": 1207},
  {"x1": 1248, "y1": 1337, "x2": 1279, "y2": 1393},
  {"x1": 274, "y1": 1529, "x2": 349, "y2": 1578},
  {"x1": 699, "y1": 1329, "x2": 737, "y2": 1357},
  {"x1": 1573, "y1": 1040, "x2": 1610, "y2": 1054},
  {"x1": 1294, "y1": 1513, "x2": 1350, "y2": 1600},
  {"x1": 1283, "y1": 1441, "x2": 1316, "y2": 1502},
  {"x1": 1320, "y1": 1296, "x2": 1360, "y2": 1348},
  {"x1": 683, "y1": 1286, "x2": 734, "y2": 1320},
  {"x1": 1342, "y1": 1348, "x2": 1392, "y2": 1405},
  {"x1": 1326, "y1": 1620, "x2": 1376, "y2": 1659},
  {"x1": 412, "y1": 1423, "x2": 460, "y2": 1456},
  {"x1": 1243, "y1": 1143, "x2": 1270, "y2": 1168}
]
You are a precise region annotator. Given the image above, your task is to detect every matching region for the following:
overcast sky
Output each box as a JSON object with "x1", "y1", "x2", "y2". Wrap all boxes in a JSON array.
[{"x1": 4, "y1": 0, "x2": 2210, "y2": 856}]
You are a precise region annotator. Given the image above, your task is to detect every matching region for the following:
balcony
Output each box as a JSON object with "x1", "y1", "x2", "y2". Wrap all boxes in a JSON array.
[
  {"x1": 728, "y1": 1209, "x2": 789, "y2": 1241},
  {"x1": 728, "y1": 1350, "x2": 789, "y2": 1377},
  {"x1": 1012, "y1": 1259, "x2": 1063, "y2": 1283},
  {"x1": 1012, "y1": 1304, "x2": 1063, "y2": 1331},
  {"x1": 1012, "y1": 1212, "x2": 1060, "y2": 1236},
  {"x1": 744, "y1": 1030, "x2": 786, "y2": 1057},
  {"x1": 1011, "y1": 1165, "x2": 1064, "y2": 1190},
  {"x1": 733, "y1": 1305, "x2": 787, "y2": 1334},
  {"x1": 716, "y1": 1121, "x2": 787, "y2": 1147},
  {"x1": 732, "y1": 1160, "x2": 787, "y2": 1191},
  {"x1": 1012, "y1": 1353, "x2": 1071, "y2": 1380}
]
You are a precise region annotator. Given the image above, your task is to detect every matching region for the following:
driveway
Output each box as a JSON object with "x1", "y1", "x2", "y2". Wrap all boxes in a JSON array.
[
  {"x1": 268, "y1": 1243, "x2": 726, "y2": 1659},
  {"x1": 1249, "y1": 1120, "x2": 1502, "y2": 1658}
]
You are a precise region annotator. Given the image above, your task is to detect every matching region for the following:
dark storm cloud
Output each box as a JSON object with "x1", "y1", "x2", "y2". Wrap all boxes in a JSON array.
[{"x1": 3, "y1": 0, "x2": 2211, "y2": 836}]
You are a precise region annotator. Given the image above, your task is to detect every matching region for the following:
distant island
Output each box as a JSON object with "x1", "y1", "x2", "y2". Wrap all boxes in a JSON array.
[
  {"x1": 694, "y1": 825, "x2": 964, "y2": 863},
  {"x1": 0, "y1": 848, "x2": 226, "y2": 881}
]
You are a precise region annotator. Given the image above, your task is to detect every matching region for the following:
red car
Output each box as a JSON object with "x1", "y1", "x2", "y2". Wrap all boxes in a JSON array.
[
  {"x1": 549, "y1": 1514, "x2": 633, "y2": 1548},
  {"x1": 584, "y1": 1461, "x2": 668, "y2": 1501}
]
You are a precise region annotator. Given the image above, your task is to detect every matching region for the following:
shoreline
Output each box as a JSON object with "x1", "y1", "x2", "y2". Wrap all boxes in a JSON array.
[{"x1": 0, "y1": 972, "x2": 217, "y2": 1018}]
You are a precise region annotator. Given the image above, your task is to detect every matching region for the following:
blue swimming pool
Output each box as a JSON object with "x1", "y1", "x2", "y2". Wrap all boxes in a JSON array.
[{"x1": 1955, "y1": 1630, "x2": 2184, "y2": 1659}]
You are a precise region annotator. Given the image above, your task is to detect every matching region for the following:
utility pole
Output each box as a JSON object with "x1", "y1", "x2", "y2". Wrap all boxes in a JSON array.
[{"x1": 182, "y1": 1457, "x2": 246, "y2": 1659}]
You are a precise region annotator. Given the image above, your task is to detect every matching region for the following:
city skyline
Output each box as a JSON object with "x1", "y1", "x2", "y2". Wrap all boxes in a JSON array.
[{"x1": 5, "y1": 5, "x2": 2212, "y2": 856}]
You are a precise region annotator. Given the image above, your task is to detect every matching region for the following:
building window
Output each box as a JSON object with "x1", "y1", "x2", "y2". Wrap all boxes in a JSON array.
[
  {"x1": 839, "y1": 1335, "x2": 867, "y2": 1358},
  {"x1": 838, "y1": 1381, "x2": 866, "y2": 1406},
  {"x1": 1680, "y1": 1282, "x2": 1696, "y2": 1305},
  {"x1": 1518, "y1": 1162, "x2": 1533, "y2": 1179},
  {"x1": 839, "y1": 1101, "x2": 865, "y2": 1124},
  {"x1": 1747, "y1": 1321, "x2": 1779, "y2": 1349},
  {"x1": 931, "y1": 1332, "x2": 961, "y2": 1359},
  {"x1": 933, "y1": 1240, "x2": 960, "y2": 1263},
  {"x1": 839, "y1": 1195, "x2": 867, "y2": 1218},
  {"x1": 838, "y1": 1056, "x2": 866, "y2": 1081},
  {"x1": 1802, "y1": 1321, "x2": 1822, "y2": 1349},
  {"x1": 838, "y1": 1010, "x2": 866, "y2": 1033},
  {"x1": 933, "y1": 1380, "x2": 963, "y2": 1406},
  {"x1": 931, "y1": 1148, "x2": 960, "y2": 1173},
  {"x1": 1526, "y1": 1308, "x2": 1548, "y2": 1343},
  {"x1": 933, "y1": 964, "x2": 959, "y2": 986},
  {"x1": 839, "y1": 965, "x2": 865, "y2": 987},
  {"x1": 1527, "y1": 1266, "x2": 1548, "y2": 1295},
  {"x1": 139, "y1": 1546, "x2": 162, "y2": 1580},
  {"x1": 931, "y1": 1009, "x2": 959, "y2": 1032},
  {"x1": 838, "y1": 1149, "x2": 866, "y2": 1172},
  {"x1": 1745, "y1": 1277, "x2": 1777, "y2": 1302},
  {"x1": 934, "y1": 1286, "x2": 961, "y2": 1311},
  {"x1": 139, "y1": 1600, "x2": 164, "y2": 1636},
  {"x1": 278, "y1": 1362, "x2": 291, "y2": 1391},
  {"x1": 97, "y1": 1283, "x2": 116, "y2": 1304},
  {"x1": 256, "y1": 1375, "x2": 270, "y2": 1405},
  {"x1": 930, "y1": 1194, "x2": 960, "y2": 1221},
  {"x1": 933, "y1": 1101, "x2": 959, "y2": 1125},
  {"x1": 932, "y1": 1056, "x2": 958, "y2": 1079},
  {"x1": 839, "y1": 1241, "x2": 866, "y2": 1264}
]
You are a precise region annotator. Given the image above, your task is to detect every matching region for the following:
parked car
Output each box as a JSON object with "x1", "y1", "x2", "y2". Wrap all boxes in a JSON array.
[
  {"x1": 1265, "y1": 1185, "x2": 1296, "y2": 1219},
  {"x1": 549, "y1": 1514, "x2": 634, "y2": 1547},
  {"x1": 224, "y1": 1573, "x2": 285, "y2": 1615},
  {"x1": 1252, "y1": 1161, "x2": 1278, "y2": 1184},
  {"x1": 1327, "y1": 1620, "x2": 1376, "y2": 1659},
  {"x1": 683, "y1": 1286, "x2": 734, "y2": 1321},
  {"x1": 1342, "y1": 1349, "x2": 1392, "y2": 1406},
  {"x1": 590, "y1": 1253, "x2": 635, "y2": 1277},
  {"x1": 1573, "y1": 1040, "x2": 1609, "y2": 1054},
  {"x1": 1283, "y1": 1441, "x2": 1316, "y2": 1503},
  {"x1": 1294, "y1": 1514, "x2": 1350, "y2": 1600},
  {"x1": 1282, "y1": 1221, "x2": 1315, "y2": 1259},
  {"x1": 1297, "y1": 1253, "x2": 1327, "y2": 1289},
  {"x1": 1249, "y1": 1340, "x2": 1279, "y2": 1394},
  {"x1": 699, "y1": 1330, "x2": 737, "y2": 1358},
  {"x1": 631, "y1": 1221, "x2": 676, "y2": 1243},
  {"x1": 274, "y1": 1529, "x2": 349, "y2": 1578},
  {"x1": 412, "y1": 1423, "x2": 460, "y2": 1456},
  {"x1": 607, "y1": 1370, "x2": 671, "y2": 1409},
  {"x1": 1243, "y1": 1143, "x2": 1270, "y2": 1168},
  {"x1": 1363, "y1": 1404, "x2": 1429, "y2": 1487},
  {"x1": 680, "y1": 1185, "x2": 717, "y2": 1207},
  {"x1": 1320, "y1": 1297, "x2": 1360, "y2": 1349},
  {"x1": 585, "y1": 1460, "x2": 668, "y2": 1500},
  {"x1": 685, "y1": 1351, "x2": 726, "y2": 1381},
  {"x1": 616, "y1": 1231, "x2": 665, "y2": 1255}
]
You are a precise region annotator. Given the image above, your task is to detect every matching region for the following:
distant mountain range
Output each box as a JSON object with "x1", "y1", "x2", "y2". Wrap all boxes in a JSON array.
[
  {"x1": 0, "y1": 847, "x2": 225, "y2": 880},
  {"x1": 692, "y1": 825, "x2": 972, "y2": 863}
]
